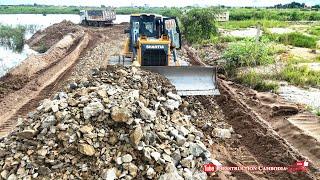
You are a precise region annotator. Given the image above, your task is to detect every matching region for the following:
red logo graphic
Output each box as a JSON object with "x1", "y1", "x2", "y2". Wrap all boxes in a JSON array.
[
  {"x1": 287, "y1": 161, "x2": 309, "y2": 173},
  {"x1": 203, "y1": 163, "x2": 217, "y2": 172}
]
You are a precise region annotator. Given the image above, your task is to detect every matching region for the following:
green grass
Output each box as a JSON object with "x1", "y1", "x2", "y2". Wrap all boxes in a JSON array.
[
  {"x1": 0, "y1": 24, "x2": 25, "y2": 52},
  {"x1": 228, "y1": 8, "x2": 320, "y2": 21},
  {"x1": 0, "y1": 5, "x2": 184, "y2": 16},
  {"x1": 0, "y1": 5, "x2": 79, "y2": 14},
  {"x1": 218, "y1": 20, "x2": 288, "y2": 29},
  {"x1": 316, "y1": 108, "x2": 320, "y2": 116},
  {"x1": 237, "y1": 71, "x2": 279, "y2": 92},
  {"x1": 278, "y1": 64, "x2": 320, "y2": 87},
  {"x1": 285, "y1": 55, "x2": 320, "y2": 64},
  {"x1": 223, "y1": 39, "x2": 276, "y2": 70},
  {"x1": 36, "y1": 42, "x2": 49, "y2": 53},
  {"x1": 264, "y1": 32, "x2": 318, "y2": 49},
  {"x1": 308, "y1": 26, "x2": 320, "y2": 36}
]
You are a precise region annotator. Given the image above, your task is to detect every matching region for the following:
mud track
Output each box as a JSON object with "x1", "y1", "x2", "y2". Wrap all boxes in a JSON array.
[{"x1": 215, "y1": 80, "x2": 317, "y2": 179}]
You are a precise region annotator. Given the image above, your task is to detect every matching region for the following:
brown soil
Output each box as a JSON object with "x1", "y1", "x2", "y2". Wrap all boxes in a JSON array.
[
  {"x1": 27, "y1": 20, "x2": 80, "y2": 51},
  {"x1": 227, "y1": 82, "x2": 320, "y2": 169},
  {"x1": 214, "y1": 80, "x2": 318, "y2": 179},
  {"x1": 0, "y1": 74, "x2": 29, "y2": 99}
]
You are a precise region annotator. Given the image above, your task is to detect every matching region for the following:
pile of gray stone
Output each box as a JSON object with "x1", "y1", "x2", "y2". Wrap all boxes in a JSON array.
[{"x1": 0, "y1": 66, "x2": 215, "y2": 179}]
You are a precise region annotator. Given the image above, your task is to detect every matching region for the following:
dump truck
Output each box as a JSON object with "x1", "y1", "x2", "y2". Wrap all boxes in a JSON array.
[
  {"x1": 80, "y1": 9, "x2": 116, "y2": 26},
  {"x1": 109, "y1": 14, "x2": 219, "y2": 96}
]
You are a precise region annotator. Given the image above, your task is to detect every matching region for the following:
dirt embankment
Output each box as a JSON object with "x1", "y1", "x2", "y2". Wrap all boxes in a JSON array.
[
  {"x1": 225, "y1": 82, "x2": 320, "y2": 169},
  {"x1": 0, "y1": 21, "x2": 83, "y2": 99},
  {"x1": 0, "y1": 21, "x2": 127, "y2": 137},
  {"x1": 27, "y1": 20, "x2": 80, "y2": 52}
]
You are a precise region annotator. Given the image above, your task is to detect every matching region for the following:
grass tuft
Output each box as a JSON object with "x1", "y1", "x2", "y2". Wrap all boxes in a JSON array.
[
  {"x1": 218, "y1": 20, "x2": 288, "y2": 30},
  {"x1": 0, "y1": 24, "x2": 25, "y2": 52},
  {"x1": 264, "y1": 32, "x2": 318, "y2": 49},
  {"x1": 278, "y1": 64, "x2": 320, "y2": 87},
  {"x1": 223, "y1": 39, "x2": 276, "y2": 71},
  {"x1": 237, "y1": 71, "x2": 279, "y2": 92}
]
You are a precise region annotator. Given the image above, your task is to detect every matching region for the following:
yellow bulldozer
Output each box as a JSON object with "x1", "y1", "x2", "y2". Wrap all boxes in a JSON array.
[{"x1": 109, "y1": 14, "x2": 219, "y2": 96}]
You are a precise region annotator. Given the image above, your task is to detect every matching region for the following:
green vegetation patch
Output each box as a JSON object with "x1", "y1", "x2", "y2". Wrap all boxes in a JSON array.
[
  {"x1": 0, "y1": 24, "x2": 25, "y2": 52},
  {"x1": 228, "y1": 8, "x2": 320, "y2": 21},
  {"x1": 223, "y1": 39, "x2": 275, "y2": 70},
  {"x1": 0, "y1": 5, "x2": 79, "y2": 14},
  {"x1": 308, "y1": 26, "x2": 320, "y2": 36},
  {"x1": 237, "y1": 71, "x2": 279, "y2": 92},
  {"x1": 316, "y1": 109, "x2": 320, "y2": 116},
  {"x1": 180, "y1": 8, "x2": 218, "y2": 43},
  {"x1": 218, "y1": 20, "x2": 288, "y2": 29},
  {"x1": 278, "y1": 64, "x2": 320, "y2": 87},
  {"x1": 264, "y1": 32, "x2": 318, "y2": 49}
]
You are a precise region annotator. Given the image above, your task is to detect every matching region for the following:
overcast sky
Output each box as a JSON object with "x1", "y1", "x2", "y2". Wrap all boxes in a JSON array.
[{"x1": 0, "y1": 0, "x2": 319, "y2": 7}]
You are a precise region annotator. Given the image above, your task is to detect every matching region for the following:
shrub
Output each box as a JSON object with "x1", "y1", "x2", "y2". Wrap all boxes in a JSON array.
[
  {"x1": 181, "y1": 8, "x2": 218, "y2": 43},
  {"x1": 316, "y1": 109, "x2": 320, "y2": 116},
  {"x1": 223, "y1": 39, "x2": 275, "y2": 72},
  {"x1": 0, "y1": 24, "x2": 25, "y2": 52}
]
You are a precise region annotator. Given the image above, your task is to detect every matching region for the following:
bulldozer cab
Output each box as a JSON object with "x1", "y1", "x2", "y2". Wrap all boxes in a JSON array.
[{"x1": 128, "y1": 14, "x2": 181, "y2": 53}]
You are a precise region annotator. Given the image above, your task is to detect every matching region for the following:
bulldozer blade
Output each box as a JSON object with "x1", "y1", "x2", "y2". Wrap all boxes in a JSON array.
[{"x1": 142, "y1": 66, "x2": 219, "y2": 96}]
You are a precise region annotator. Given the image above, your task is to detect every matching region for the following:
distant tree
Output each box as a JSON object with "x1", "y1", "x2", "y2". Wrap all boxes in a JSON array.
[
  {"x1": 34, "y1": 3, "x2": 37, "y2": 6},
  {"x1": 274, "y1": 2, "x2": 305, "y2": 8},
  {"x1": 312, "y1": 5, "x2": 320, "y2": 8},
  {"x1": 181, "y1": 8, "x2": 218, "y2": 43}
]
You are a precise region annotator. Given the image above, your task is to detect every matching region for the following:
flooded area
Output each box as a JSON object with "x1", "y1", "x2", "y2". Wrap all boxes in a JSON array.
[
  {"x1": 0, "y1": 14, "x2": 129, "y2": 77},
  {"x1": 0, "y1": 45, "x2": 36, "y2": 77}
]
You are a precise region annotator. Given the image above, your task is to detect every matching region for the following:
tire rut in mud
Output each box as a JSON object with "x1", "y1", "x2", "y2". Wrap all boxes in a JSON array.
[{"x1": 212, "y1": 79, "x2": 318, "y2": 179}]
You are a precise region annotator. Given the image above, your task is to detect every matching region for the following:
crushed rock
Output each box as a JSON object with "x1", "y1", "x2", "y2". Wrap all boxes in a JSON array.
[{"x1": 0, "y1": 66, "x2": 220, "y2": 179}]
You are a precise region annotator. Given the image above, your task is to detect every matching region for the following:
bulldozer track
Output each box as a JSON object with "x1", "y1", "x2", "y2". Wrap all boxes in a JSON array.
[
  {"x1": 214, "y1": 80, "x2": 317, "y2": 179},
  {"x1": 288, "y1": 113, "x2": 320, "y2": 141}
]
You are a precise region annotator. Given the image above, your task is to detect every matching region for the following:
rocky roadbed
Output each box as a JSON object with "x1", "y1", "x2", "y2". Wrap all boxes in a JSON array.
[{"x1": 0, "y1": 66, "x2": 219, "y2": 179}]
